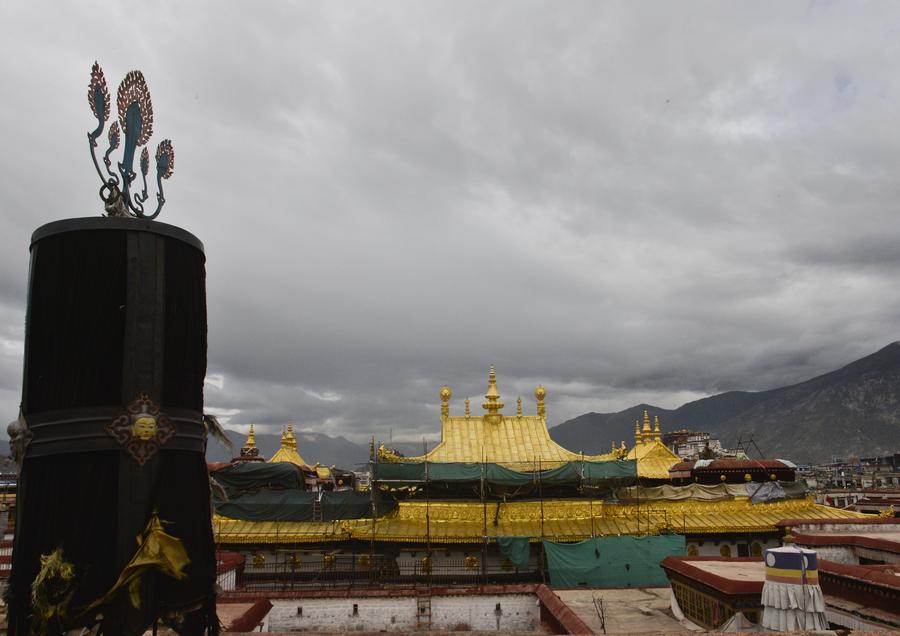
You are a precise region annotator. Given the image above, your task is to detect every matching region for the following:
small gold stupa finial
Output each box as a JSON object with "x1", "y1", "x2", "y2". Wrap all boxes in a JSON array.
[
  {"x1": 464, "y1": 398, "x2": 470, "y2": 417},
  {"x1": 283, "y1": 423, "x2": 297, "y2": 450},
  {"x1": 516, "y1": 396, "x2": 523, "y2": 417},
  {"x1": 535, "y1": 384, "x2": 546, "y2": 418},
  {"x1": 482, "y1": 366, "x2": 505, "y2": 424},
  {"x1": 246, "y1": 424, "x2": 256, "y2": 449},
  {"x1": 641, "y1": 410, "x2": 652, "y2": 442},
  {"x1": 634, "y1": 420, "x2": 641, "y2": 445},
  {"x1": 653, "y1": 415, "x2": 661, "y2": 441},
  {"x1": 440, "y1": 386, "x2": 452, "y2": 419}
]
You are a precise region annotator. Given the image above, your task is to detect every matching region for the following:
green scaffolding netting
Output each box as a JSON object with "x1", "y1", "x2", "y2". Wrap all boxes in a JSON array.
[
  {"x1": 374, "y1": 460, "x2": 636, "y2": 486},
  {"x1": 497, "y1": 536, "x2": 531, "y2": 569},
  {"x1": 211, "y1": 461, "x2": 304, "y2": 495},
  {"x1": 543, "y1": 535, "x2": 685, "y2": 588},
  {"x1": 215, "y1": 490, "x2": 396, "y2": 522}
]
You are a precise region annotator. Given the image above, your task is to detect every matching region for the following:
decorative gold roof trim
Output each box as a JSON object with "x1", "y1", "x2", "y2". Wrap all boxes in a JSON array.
[{"x1": 212, "y1": 498, "x2": 865, "y2": 545}]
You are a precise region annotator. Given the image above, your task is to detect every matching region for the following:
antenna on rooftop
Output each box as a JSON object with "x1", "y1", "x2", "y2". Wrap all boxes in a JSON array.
[{"x1": 735, "y1": 433, "x2": 767, "y2": 459}]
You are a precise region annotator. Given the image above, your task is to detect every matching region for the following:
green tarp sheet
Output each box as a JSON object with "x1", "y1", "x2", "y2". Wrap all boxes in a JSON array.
[
  {"x1": 215, "y1": 489, "x2": 396, "y2": 522},
  {"x1": 211, "y1": 462, "x2": 304, "y2": 495},
  {"x1": 216, "y1": 489, "x2": 316, "y2": 521},
  {"x1": 497, "y1": 536, "x2": 531, "y2": 570},
  {"x1": 374, "y1": 460, "x2": 635, "y2": 486},
  {"x1": 543, "y1": 535, "x2": 685, "y2": 588},
  {"x1": 322, "y1": 490, "x2": 396, "y2": 519}
]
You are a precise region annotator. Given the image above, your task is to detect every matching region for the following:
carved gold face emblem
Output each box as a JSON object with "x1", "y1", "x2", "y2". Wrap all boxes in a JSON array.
[{"x1": 132, "y1": 415, "x2": 158, "y2": 441}]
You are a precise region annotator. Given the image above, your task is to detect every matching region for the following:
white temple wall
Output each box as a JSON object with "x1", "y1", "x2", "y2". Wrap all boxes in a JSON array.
[{"x1": 267, "y1": 594, "x2": 538, "y2": 632}]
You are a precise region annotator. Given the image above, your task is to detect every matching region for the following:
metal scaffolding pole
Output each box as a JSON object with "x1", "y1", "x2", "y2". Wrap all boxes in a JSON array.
[
  {"x1": 481, "y1": 447, "x2": 488, "y2": 585},
  {"x1": 538, "y1": 455, "x2": 546, "y2": 584}
]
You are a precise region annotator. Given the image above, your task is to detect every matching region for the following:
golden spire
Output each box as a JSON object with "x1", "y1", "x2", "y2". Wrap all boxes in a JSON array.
[
  {"x1": 653, "y1": 415, "x2": 661, "y2": 441},
  {"x1": 641, "y1": 410, "x2": 652, "y2": 443},
  {"x1": 482, "y1": 366, "x2": 504, "y2": 424},
  {"x1": 246, "y1": 424, "x2": 256, "y2": 449},
  {"x1": 516, "y1": 396, "x2": 523, "y2": 417},
  {"x1": 634, "y1": 420, "x2": 641, "y2": 445},
  {"x1": 269, "y1": 423, "x2": 308, "y2": 467},
  {"x1": 440, "y1": 386, "x2": 452, "y2": 419},
  {"x1": 535, "y1": 384, "x2": 546, "y2": 418},
  {"x1": 283, "y1": 423, "x2": 297, "y2": 450},
  {"x1": 464, "y1": 398, "x2": 470, "y2": 417}
]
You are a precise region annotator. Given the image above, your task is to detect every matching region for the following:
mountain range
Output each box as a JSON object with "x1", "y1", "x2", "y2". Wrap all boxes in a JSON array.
[
  {"x1": 198, "y1": 343, "x2": 899, "y2": 466},
  {"x1": 205, "y1": 429, "x2": 432, "y2": 469},
  {"x1": 549, "y1": 342, "x2": 900, "y2": 463},
  {"x1": 2, "y1": 346, "x2": 893, "y2": 468}
]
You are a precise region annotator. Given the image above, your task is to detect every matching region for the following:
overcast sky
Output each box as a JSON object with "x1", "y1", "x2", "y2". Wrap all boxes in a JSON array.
[{"x1": 2, "y1": 1, "x2": 899, "y2": 444}]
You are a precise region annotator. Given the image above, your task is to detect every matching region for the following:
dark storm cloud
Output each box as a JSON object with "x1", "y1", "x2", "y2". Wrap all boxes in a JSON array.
[{"x1": 2, "y1": 1, "x2": 900, "y2": 444}]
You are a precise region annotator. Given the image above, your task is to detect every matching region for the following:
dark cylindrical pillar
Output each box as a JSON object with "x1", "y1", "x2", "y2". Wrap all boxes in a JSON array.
[{"x1": 9, "y1": 217, "x2": 216, "y2": 635}]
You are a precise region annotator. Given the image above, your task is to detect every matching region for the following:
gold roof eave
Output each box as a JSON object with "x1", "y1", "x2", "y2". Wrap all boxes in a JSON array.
[{"x1": 213, "y1": 497, "x2": 866, "y2": 545}]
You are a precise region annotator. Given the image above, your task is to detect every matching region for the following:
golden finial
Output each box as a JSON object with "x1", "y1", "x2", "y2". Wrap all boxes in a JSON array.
[
  {"x1": 283, "y1": 423, "x2": 297, "y2": 450},
  {"x1": 482, "y1": 365, "x2": 505, "y2": 424},
  {"x1": 653, "y1": 415, "x2": 661, "y2": 441},
  {"x1": 641, "y1": 410, "x2": 652, "y2": 442},
  {"x1": 516, "y1": 397, "x2": 523, "y2": 417},
  {"x1": 634, "y1": 420, "x2": 641, "y2": 445},
  {"x1": 464, "y1": 398, "x2": 470, "y2": 417},
  {"x1": 535, "y1": 384, "x2": 546, "y2": 418},
  {"x1": 245, "y1": 423, "x2": 256, "y2": 449},
  {"x1": 440, "y1": 386, "x2": 452, "y2": 419}
]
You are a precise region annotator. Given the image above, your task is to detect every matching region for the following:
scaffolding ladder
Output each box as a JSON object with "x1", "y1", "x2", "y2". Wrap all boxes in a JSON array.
[{"x1": 416, "y1": 589, "x2": 432, "y2": 631}]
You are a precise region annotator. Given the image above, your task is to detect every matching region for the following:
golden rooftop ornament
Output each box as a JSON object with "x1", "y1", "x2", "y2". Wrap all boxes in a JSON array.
[
  {"x1": 482, "y1": 365, "x2": 504, "y2": 425},
  {"x1": 106, "y1": 392, "x2": 175, "y2": 465}
]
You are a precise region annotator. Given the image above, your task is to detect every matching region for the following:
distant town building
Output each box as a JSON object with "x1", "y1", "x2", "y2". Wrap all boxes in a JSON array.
[{"x1": 662, "y1": 429, "x2": 725, "y2": 460}]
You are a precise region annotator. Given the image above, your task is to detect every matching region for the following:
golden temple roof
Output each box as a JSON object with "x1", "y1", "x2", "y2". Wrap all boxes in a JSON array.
[
  {"x1": 391, "y1": 368, "x2": 617, "y2": 468},
  {"x1": 627, "y1": 411, "x2": 681, "y2": 479},
  {"x1": 214, "y1": 497, "x2": 866, "y2": 545},
  {"x1": 213, "y1": 516, "x2": 348, "y2": 544},
  {"x1": 268, "y1": 424, "x2": 309, "y2": 467}
]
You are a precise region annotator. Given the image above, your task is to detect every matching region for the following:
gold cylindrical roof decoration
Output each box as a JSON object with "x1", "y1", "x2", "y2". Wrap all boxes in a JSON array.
[
  {"x1": 440, "y1": 386, "x2": 452, "y2": 419},
  {"x1": 482, "y1": 366, "x2": 504, "y2": 424},
  {"x1": 535, "y1": 384, "x2": 546, "y2": 418}
]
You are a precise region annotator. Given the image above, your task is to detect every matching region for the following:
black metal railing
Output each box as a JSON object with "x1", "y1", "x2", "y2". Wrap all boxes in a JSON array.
[{"x1": 234, "y1": 556, "x2": 539, "y2": 591}]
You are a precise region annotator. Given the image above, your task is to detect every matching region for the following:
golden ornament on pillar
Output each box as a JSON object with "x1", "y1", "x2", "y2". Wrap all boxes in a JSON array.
[{"x1": 132, "y1": 415, "x2": 158, "y2": 441}]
